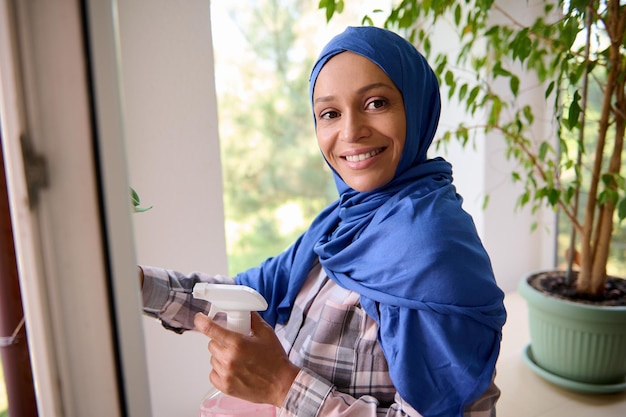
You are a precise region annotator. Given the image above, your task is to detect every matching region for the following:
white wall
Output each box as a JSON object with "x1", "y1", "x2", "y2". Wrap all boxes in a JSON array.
[
  {"x1": 485, "y1": 0, "x2": 558, "y2": 291},
  {"x1": 117, "y1": 1, "x2": 227, "y2": 416}
]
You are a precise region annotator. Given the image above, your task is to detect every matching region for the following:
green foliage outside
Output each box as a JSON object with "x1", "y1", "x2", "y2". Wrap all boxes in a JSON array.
[{"x1": 212, "y1": 0, "x2": 338, "y2": 275}]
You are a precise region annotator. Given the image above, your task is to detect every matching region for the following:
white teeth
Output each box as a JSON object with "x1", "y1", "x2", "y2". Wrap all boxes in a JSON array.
[{"x1": 345, "y1": 148, "x2": 382, "y2": 162}]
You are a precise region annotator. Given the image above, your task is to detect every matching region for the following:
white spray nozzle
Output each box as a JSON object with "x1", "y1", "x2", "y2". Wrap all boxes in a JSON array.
[{"x1": 192, "y1": 284, "x2": 268, "y2": 335}]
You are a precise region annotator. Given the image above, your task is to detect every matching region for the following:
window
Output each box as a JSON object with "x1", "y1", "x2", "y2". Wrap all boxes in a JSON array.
[{"x1": 211, "y1": 1, "x2": 381, "y2": 275}]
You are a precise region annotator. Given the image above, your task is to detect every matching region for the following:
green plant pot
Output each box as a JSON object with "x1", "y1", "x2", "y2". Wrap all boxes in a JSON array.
[{"x1": 518, "y1": 272, "x2": 626, "y2": 392}]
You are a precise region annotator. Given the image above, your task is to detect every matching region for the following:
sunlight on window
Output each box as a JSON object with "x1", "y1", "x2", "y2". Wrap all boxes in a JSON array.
[
  {"x1": 210, "y1": 0, "x2": 388, "y2": 276},
  {"x1": 275, "y1": 202, "x2": 305, "y2": 235}
]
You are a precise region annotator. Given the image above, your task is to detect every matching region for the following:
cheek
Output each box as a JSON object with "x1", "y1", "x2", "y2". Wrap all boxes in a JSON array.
[
  {"x1": 393, "y1": 123, "x2": 407, "y2": 155},
  {"x1": 396, "y1": 134, "x2": 406, "y2": 155},
  {"x1": 316, "y1": 129, "x2": 334, "y2": 161}
]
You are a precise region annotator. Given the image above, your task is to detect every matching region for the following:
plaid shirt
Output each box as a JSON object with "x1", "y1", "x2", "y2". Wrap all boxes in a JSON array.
[{"x1": 141, "y1": 263, "x2": 500, "y2": 417}]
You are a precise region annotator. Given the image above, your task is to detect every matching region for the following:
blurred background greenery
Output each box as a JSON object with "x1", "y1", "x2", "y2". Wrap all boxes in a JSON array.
[{"x1": 212, "y1": 0, "x2": 366, "y2": 275}]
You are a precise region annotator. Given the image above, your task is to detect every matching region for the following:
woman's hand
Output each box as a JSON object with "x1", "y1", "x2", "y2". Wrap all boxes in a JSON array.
[{"x1": 194, "y1": 311, "x2": 300, "y2": 408}]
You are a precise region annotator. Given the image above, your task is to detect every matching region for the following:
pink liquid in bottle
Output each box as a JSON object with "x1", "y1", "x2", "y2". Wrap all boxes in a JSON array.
[
  {"x1": 192, "y1": 284, "x2": 276, "y2": 417},
  {"x1": 199, "y1": 391, "x2": 276, "y2": 417}
]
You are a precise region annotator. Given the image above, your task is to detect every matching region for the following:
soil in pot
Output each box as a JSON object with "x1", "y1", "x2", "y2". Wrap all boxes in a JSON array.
[{"x1": 527, "y1": 270, "x2": 626, "y2": 307}]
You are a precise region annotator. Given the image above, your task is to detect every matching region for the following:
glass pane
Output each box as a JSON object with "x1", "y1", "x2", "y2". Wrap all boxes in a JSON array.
[{"x1": 211, "y1": 1, "x2": 383, "y2": 275}]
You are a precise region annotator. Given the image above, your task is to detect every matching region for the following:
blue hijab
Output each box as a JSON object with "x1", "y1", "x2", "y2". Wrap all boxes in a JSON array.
[{"x1": 236, "y1": 26, "x2": 506, "y2": 417}]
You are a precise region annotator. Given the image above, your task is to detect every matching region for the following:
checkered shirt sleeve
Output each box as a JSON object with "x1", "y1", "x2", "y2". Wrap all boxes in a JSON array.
[
  {"x1": 141, "y1": 265, "x2": 233, "y2": 333},
  {"x1": 140, "y1": 264, "x2": 500, "y2": 416}
]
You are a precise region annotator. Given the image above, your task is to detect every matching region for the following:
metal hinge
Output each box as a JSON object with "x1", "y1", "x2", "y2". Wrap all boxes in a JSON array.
[{"x1": 20, "y1": 134, "x2": 48, "y2": 209}]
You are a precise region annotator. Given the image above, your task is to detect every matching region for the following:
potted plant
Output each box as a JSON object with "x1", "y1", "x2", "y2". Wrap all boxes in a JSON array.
[{"x1": 321, "y1": 0, "x2": 626, "y2": 393}]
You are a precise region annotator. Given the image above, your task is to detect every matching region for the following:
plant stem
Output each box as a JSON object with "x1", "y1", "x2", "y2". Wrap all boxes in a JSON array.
[{"x1": 566, "y1": 4, "x2": 593, "y2": 285}]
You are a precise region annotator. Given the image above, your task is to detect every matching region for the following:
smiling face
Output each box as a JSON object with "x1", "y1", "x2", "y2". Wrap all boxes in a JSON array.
[{"x1": 313, "y1": 52, "x2": 406, "y2": 192}]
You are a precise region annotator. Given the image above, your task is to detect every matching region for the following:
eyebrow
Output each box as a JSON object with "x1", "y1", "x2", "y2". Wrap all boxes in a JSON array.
[{"x1": 313, "y1": 82, "x2": 396, "y2": 104}]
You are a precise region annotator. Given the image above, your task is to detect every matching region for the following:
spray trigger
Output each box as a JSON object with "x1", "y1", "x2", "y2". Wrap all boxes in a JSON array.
[{"x1": 192, "y1": 283, "x2": 268, "y2": 335}]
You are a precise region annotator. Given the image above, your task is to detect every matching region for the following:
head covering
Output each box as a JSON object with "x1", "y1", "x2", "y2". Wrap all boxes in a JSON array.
[
  {"x1": 237, "y1": 26, "x2": 506, "y2": 417},
  {"x1": 309, "y1": 25, "x2": 441, "y2": 193}
]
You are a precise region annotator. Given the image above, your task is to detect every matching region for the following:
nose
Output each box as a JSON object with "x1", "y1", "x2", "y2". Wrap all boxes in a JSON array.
[{"x1": 340, "y1": 111, "x2": 370, "y2": 143}]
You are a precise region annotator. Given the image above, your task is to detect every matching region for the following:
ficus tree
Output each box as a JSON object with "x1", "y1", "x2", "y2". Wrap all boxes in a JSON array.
[{"x1": 321, "y1": 0, "x2": 626, "y2": 297}]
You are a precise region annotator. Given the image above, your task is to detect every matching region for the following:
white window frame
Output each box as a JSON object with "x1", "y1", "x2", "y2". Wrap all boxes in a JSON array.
[{"x1": 0, "y1": 0, "x2": 151, "y2": 415}]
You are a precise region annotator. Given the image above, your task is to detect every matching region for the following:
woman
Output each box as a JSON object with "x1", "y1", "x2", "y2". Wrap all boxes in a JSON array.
[{"x1": 141, "y1": 26, "x2": 506, "y2": 417}]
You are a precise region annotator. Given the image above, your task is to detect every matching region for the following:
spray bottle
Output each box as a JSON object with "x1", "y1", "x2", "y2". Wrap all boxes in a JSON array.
[{"x1": 192, "y1": 283, "x2": 277, "y2": 417}]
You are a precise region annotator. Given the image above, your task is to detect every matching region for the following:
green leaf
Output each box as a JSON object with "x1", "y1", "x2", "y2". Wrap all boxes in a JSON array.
[
  {"x1": 456, "y1": 126, "x2": 469, "y2": 146},
  {"x1": 423, "y1": 37, "x2": 431, "y2": 56},
  {"x1": 493, "y1": 61, "x2": 512, "y2": 78},
  {"x1": 130, "y1": 187, "x2": 140, "y2": 205},
  {"x1": 538, "y1": 141, "x2": 549, "y2": 160},
  {"x1": 522, "y1": 105, "x2": 534, "y2": 124},
  {"x1": 454, "y1": 4, "x2": 461, "y2": 26},
  {"x1": 482, "y1": 194, "x2": 490, "y2": 210},
  {"x1": 618, "y1": 198, "x2": 626, "y2": 221},
  {"x1": 458, "y1": 83, "x2": 468, "y2": 101},
  {"x1": 445, "y1": 70, "x2": 454, "y2": 86},
  {"x1": 319, "y1": 0, "x2": 340, "y2": 22},
  {"x1": 567, "y1": 90, "x2": 582, "y2": 130},
  {"x1": 547, "y1": 188, "x2": 560, "y2": 206},
  {"x1": 488, "y1": 96, "x2": 502, "y2": 125},
  {"x1": 598, "y1": 189, "x2": 618, "y2": 206},
  {"x1": 336, "y1": 0, "x2": 344, "y2": 14},
  {"x1": 518, "y1": 190, "x2": 530, "y2": 207},
  {"x1": 467, "y1": 86, "x2": 480, "y2": 108},
  {"x1": 511, "y1": 29, "x2": 532, "y2": 62},
  {"x1": 601, "y1": 173, "x2": 614, "y2": 186},
  {"x1": 510, "y1": 75, "x2": 519, "y2": 96},
  {"x1": 545, "y1": 81, "x2": 555, "y2": 98},
  {"x1": 130, "y1": 187, "x2": 153, "y2": 213}
]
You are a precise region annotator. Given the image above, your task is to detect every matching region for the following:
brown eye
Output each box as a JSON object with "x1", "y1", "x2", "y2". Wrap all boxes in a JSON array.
[
  {"x1": 321, "y1": 110, "x2": 340, "y2": 120},
  {"x1": 366, "y1": 99, "x2": 386, "y2": 110}
]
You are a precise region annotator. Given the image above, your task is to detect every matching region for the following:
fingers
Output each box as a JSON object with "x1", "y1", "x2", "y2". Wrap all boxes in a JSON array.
[
  {"x1": 196, "y1": 310, "x2": 298, "y2": 407},
  {"x1": 250, "y1": 311, "x2": 272, "y2": 336},
  {"x1": 193, "y1": 312, "x2": 213, "y2": 335},
  {"x1": 208, "y1": 369, "x2": 224, "y2": 393},
  {"x1": 194, "y1": 312, "x2": 234, "y2": 344},
  {"x1": 196, "y1": 311, "x2": 269, "y2": 340}
]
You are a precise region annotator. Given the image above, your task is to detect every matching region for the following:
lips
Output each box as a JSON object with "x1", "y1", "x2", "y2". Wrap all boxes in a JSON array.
[{"x1": 343, "y1": 147, "x2": 384, "y2": 162}]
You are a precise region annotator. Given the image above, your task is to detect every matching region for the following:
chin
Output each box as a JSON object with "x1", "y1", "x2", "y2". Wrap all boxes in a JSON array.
[
  {"x1": 340, "y1": 171, "x2": 393, "y2": 192},
  {"x1": 347, "y1": 180, "x2": 387, "y2": 193}
]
